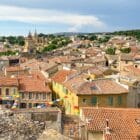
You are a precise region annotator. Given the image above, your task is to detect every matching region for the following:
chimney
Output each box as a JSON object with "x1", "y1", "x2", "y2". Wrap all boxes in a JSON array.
[{"x1": 105, "y1": 119, "x2": 111, "y2": 135}]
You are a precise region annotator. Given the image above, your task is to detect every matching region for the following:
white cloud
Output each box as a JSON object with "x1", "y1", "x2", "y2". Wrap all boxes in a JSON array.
[{"x1": 0, "y1": 5, "x2": 106, "y2": 32}]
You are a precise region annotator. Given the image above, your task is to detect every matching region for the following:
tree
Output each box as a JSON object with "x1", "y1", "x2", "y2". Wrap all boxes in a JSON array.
[
  {"x1": 7, "y1": 36, "x2": 17, "y2": 45},
  {"x1": 106, "y1": 47, "x2": 116, "y2": 55},
  {"x1": 89, "y1": 35, "x2": 97, "y2": 41},
  {"x1": 120, "y1": 47, "x2": 131, "y2": 53},
  {"x1": 42, "y1": 44, "x2": 57, "y2": 52},
  {"x1": 0, "y1": 36, "x2": 6, "y2": 42},
  {"x1": 98, "y1": 36, "x2": 111, "y2": 43},
  {"x1": 17, "y1": 36, "x2": 25, "y2": 46},
  {"x1": 4, "y1": 44, "x2": 10, "y2": 48}
]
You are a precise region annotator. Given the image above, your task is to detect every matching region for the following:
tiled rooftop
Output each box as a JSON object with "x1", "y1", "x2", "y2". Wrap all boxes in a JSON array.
[
  {"x1": 81, "y1": 107, "x2": 140, "y2": 140},
  {"x1": 18, "y1": 71, "x2": 51, "y2": 92},
  {"x1": 77, "y1": 79, "x2": 128, "y2": 95},
  {"x1": 0, "y1": 77, "x2": 18, "y2": 87},
  {"x1": 19, "y1": 75, "x2": 51, "y2": 92},
  {"x1": 6, "y1": 66, "x2": 25, "y2": 72},
  {"x1": 52, "y1": 70, "x2": 76, "y2": 84},
  {"x1": 124, "y1": 65, "x2": 140, "y2": 77},
  {"x1": 52, "y1": 70, "x2": 127, "y2": 95}
]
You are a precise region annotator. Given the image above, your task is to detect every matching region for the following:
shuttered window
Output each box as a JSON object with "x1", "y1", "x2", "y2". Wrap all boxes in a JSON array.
[
  {"x1": 118, "y1": 96, "x2": 122, "y2": 105},
  {"x1": 91, "y1": 96, "x2": 97, "y2": 106},
  {"x1": 108, "y1": 96, "x2": 113, "y2": 106},
  {"x1": 6, "y1": 88, "x2": 9, "y2": 96},
  {"x1": 63, "y1": 87, "x2": 68, "y2": 94}
]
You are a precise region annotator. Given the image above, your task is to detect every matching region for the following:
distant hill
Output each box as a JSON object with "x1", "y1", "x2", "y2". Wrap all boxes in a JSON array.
[{"x1": 107, "y1": 29, "x2": 140, "y2": 41}]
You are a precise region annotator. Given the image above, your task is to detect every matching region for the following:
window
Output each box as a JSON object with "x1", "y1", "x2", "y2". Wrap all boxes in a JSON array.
[
  {"x1": 13, "y1": 88, "x2": 16, "y2": 94},
  {"x1": 0, "y1": 88, "x2": 1, "y2": 96},
  {"x1": 39, "y1": 93, "x2": 42, "y2": 99},
  {"x1": 22, "y1": 93, "x2": 25, "y2": 99},
  {"x1": 63, "y1": 87, "x2": 68, "y2": 94},
  {"x1": 29, "y1": 93, "x2": 32, "y2": 99},
  {"x1": 91, "y1": 96, "x2": 97, "y2": 106},
  {"x1": 108, "y1": 96, "x2": 113, "y2": 106},
  {"x1": 36, "y1": 93, "x2": 39, "y2": 99},
  {"x1": 6, "y1": 88, "x2": 9, "y2": 96},
  {"x1": 43, "y1": 94, "x2": 46, "y2": 99},
  {"x1": 118, "y1": 96, "x2": 122, "y2": 105},
  {"x1": 28, "y1": 103, "x2": 32, "y2": 108}
]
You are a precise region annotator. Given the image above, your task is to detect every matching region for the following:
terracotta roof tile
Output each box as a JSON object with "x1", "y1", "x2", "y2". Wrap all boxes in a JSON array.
[
  {"x1": 52, "y1": 70, "x2": 128, "y2": 95},
  {"x1": 52, "y1": 70, "x2": 76, "y2": 83},
  {"x1": 124, "y1": 65, "x2": 140, "y2": 76},
  {"x1": 81, "y1": 107, "x2": 140, "y2": 140},
  {"x1": 21, "y1": 59, "x2": 57, "y2": 71},
  {"x1": 6, "y1": 66, "x2": 25, "y2": 72},
  {"x1": 77, "y1": 79, "x2": 128, "y2": 95},
  {"x1": 19, "y1": 76, "x2": 51, "y2": 93},
  {"x1": 0, "y1": 77, "x2": 18, "y2": 87}
]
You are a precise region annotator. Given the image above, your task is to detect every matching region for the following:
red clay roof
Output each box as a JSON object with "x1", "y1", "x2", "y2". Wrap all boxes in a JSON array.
[
  {"x1": 0, "y1": 77, "x2": 18, "y2": 87},
  {"x1": 6, "y1": 66, "x2": 25, "y2": 72},
  {"x1": 18, "y1": 75, "x2": 51, "y2": 93},
  {"x1": 21, "y1": 59, "x2": 57, "y2": 71},
  {"x1": 77, "y1": 79, "x2": 128, "y2": 95},
  {"x1": 52, "y1": 70, "x2": 76, "y2": 83},
  {"x1": 52, "y1": 69, "x2": 128, "y2": 95},
  {"x1": 81, "y1": 107, "x2": 140, "y2": 140},
  {"x1": 124, "y1": 65, "x2": 140, "y2": 76}
]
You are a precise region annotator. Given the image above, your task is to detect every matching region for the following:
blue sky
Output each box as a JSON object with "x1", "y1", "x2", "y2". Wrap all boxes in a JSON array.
[{"x1": 0, "y1": 0, "x2": 139, "y2": 36}]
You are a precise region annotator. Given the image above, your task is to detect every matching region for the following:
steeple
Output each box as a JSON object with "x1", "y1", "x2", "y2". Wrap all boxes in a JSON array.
[
  {"x1": 34, "y1": 29, "x2": 38, "y2": 38},
  {"x1": 28, "y1": 31, "x2": 32, "y2": 39}
]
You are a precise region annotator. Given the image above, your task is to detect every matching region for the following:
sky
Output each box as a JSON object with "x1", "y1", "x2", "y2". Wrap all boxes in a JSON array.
[{"x1": 0, "y1": 0, "x2": 139, "y2": 36}]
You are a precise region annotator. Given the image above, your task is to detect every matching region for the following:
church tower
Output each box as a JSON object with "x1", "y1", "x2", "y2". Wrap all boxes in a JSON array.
[
  {"x1": 23, "y1": 31, "x2": 36, "y2": 54},
  {"x1": 33, "y1": 29, "x2": 38, "y2": 43}
]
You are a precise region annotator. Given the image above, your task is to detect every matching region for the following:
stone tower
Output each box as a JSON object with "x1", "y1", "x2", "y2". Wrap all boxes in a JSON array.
[{"x1": 23, "y1": 31, "x2": 36, "y2": 54}]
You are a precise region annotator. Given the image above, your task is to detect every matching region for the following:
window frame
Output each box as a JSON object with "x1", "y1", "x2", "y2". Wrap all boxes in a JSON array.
[
  {"x1": 108, "y1": 96, "x2": 113, "y2": 106},
  {"x1": 118, "y1": 95, "x2": 122, "y2": 105},
  {"x1": 5, "y1": 88, "x2": 9, "y2": 96},
  {"x1": 91, "y1": 96, "x2": 97, "y2": 106}
]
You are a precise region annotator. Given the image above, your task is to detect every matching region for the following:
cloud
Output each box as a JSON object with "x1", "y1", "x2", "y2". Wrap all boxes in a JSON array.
[{"x1": 0, "y1": 5, "x2": 106, "y2": 32}]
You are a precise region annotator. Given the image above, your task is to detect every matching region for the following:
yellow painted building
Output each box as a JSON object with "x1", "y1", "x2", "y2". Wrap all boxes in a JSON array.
[
  {"x1": 52, "y1": 81, "x2": 79, "y2": 115},
  {"x1": 52, "y1": 70, "x2": 128, "y2": 115},
  {"x1": 0, "y1": 77, "x2": 19, "y2": 105},
  {"x1": 1, "y1": 87, "x2": 19, "y2": 101}
]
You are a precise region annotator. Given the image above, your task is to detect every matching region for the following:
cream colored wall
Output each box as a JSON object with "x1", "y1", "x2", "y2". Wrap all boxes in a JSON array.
[{"x1": 88, "y1": 132, "x2": 104, "y2": 140}]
